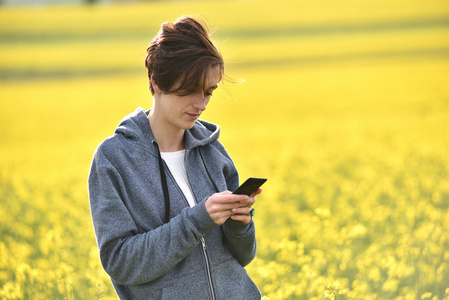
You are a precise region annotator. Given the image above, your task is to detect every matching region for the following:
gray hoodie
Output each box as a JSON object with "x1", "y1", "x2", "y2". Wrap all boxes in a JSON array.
[{"x1": 88, "y1": 107, "x2": 261, "y2": 300}]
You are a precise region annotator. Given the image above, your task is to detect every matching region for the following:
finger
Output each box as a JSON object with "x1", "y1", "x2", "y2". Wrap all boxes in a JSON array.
[
  {"x1": 210, "y1": 193, "x2": 249, "y2": 204},
  {"x1": 250, "y1": 187, "x2": 262, "y2": 198},
  {"x1": 210, "y1": 202, "x2": 247, "y2": 213},
  {"x1": 207, "y1": 194, "x2": 245, "y2": 208},
  {"x1": 218, "y1": 190, "x2": 233, "y2": 195},
  {"x1": 231, "y1": 207, "x2": 251, "y2": 215},
  {"x1": 208, "y1": 208, "x2": 237, "y2": 225},
  {"x1": 211, "y1": 210, "x2": 234, "y2": 221},
  {"x1": 237, "y1": 196, "x2": 256, "y2": 207},
  {"x1": 239, "y1": 188, "x2": 262, "y2": 206},
  {"x1": 230, "y1": 214, "x2": 252, "y2": 224}
]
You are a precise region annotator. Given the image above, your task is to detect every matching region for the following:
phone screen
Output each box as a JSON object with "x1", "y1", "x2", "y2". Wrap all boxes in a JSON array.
[{"x1": 232, "y1": 177, "x2": 267, "y2": 196}]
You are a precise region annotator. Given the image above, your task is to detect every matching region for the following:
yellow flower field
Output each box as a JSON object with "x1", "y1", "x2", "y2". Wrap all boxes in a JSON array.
[{"x1": 1, "y1": 0, "x2": 449, "y2": 299}]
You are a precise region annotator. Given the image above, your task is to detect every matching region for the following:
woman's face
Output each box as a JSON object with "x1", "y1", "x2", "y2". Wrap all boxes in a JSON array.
[{"x1": 153, "y1": 66, "x2": 221, "y2": 132}]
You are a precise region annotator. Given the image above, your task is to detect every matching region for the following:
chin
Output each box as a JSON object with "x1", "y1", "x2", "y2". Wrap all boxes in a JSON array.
[{"x1": 182, "y1": 121, "x2": 196, "y2": 130}]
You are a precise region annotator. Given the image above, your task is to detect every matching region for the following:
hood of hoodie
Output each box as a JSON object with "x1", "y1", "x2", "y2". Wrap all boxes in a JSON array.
[{"x1": 114, "y1": 107, "x2": 220, "y2": 153}]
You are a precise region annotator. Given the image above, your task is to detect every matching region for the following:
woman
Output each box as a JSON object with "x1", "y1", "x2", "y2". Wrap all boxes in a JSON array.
[{"x1": 88, "y1": 16, "x2": 262, "y2": 300}]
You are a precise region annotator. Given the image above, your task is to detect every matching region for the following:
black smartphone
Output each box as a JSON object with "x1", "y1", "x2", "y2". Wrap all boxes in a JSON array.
[{"x1": 232, "y1": 177, "x2": 267, "y2": 196}]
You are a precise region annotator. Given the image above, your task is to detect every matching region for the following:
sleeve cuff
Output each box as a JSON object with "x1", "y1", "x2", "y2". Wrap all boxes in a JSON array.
[
  {"x1": 222, "y1": 219, "x2": 254, "y2": 237},
  {"x1": 185, "y1": 198, "x2": 218, "y2": 235}
]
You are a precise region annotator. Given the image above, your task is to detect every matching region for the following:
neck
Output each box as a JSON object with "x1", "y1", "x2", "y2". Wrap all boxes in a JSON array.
[{"x1": 148, "y1": 110, "x2": 185, "y2": 152}]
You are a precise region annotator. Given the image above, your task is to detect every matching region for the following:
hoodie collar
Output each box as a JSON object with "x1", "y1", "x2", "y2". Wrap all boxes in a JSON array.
[{"x1": 115, "y1": 107, "x2": 220, "y2": 154}]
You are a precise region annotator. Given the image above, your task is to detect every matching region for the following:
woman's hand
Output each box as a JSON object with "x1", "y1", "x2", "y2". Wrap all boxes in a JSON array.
[{"x1": 205, "y1": 188, "x2": 262, "y2": 225}]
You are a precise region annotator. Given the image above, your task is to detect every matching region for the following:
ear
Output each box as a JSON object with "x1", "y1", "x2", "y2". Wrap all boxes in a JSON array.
[{"x1": 151, "y1": 75, "x2": 162, "y2": 94}]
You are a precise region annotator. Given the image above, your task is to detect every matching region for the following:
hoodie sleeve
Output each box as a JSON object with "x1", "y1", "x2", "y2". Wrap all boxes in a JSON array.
[
  {"x1": 88, "y1": 148, "x2": 218, "y2": 285},
  {"x1": 222, "y1": 219, "x2": 257, "y2": 267},
  {"x1": 217, "y1": 145, "x2": 257, "y2": 267}
]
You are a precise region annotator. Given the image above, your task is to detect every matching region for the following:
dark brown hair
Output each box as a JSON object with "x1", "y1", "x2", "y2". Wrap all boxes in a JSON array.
[{"x1": 145, "y1": 16, "x2": 224, "y2": 96}]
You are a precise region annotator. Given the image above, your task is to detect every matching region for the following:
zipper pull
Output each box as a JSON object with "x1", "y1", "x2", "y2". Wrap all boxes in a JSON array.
[{"x1": 201, "y1": 237, "x2": 206, "y2": 250}]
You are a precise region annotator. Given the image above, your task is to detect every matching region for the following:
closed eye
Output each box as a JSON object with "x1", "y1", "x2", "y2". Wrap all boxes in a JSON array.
[{"x1": 206, "y1": 85, "x2": 218, "y2": 97}]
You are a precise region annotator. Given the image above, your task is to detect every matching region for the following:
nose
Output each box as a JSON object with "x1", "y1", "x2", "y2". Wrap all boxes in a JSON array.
[{"x1": 192, "y1": 93, "x2": 208, "y2": 111}]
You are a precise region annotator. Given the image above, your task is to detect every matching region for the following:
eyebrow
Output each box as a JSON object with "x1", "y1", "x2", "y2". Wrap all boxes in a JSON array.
[{"x1": 201, "y1": 85, "x2": 217, "y2": 93}]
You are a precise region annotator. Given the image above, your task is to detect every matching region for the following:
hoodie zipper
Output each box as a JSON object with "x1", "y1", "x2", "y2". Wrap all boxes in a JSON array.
[
  {"x1": 201, "y1": 237, "x2": 216, "y2": 300},
  {"x1": 185, "y1": 149, "x2": 216, "y2": 300}
]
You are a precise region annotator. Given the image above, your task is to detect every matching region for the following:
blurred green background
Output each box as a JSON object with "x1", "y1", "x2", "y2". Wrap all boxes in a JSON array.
[{"x1": 1, "y1": 0, "x2": 449, "y2": 299}]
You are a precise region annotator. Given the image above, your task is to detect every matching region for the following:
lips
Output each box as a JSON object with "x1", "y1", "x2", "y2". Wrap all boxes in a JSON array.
[{"x1": 186, "y1": 113, "x2": 200, "y2": 120}]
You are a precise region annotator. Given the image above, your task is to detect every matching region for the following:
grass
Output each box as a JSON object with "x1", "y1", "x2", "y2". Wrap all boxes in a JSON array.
[{"x1": 1, "y1": 0, "x2": 449, "y2": 299}]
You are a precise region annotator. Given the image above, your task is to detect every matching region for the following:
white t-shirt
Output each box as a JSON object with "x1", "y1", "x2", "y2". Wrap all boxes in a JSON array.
[{"x1": 160, "y1": 150, "x2": 197, "y2": 207}]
